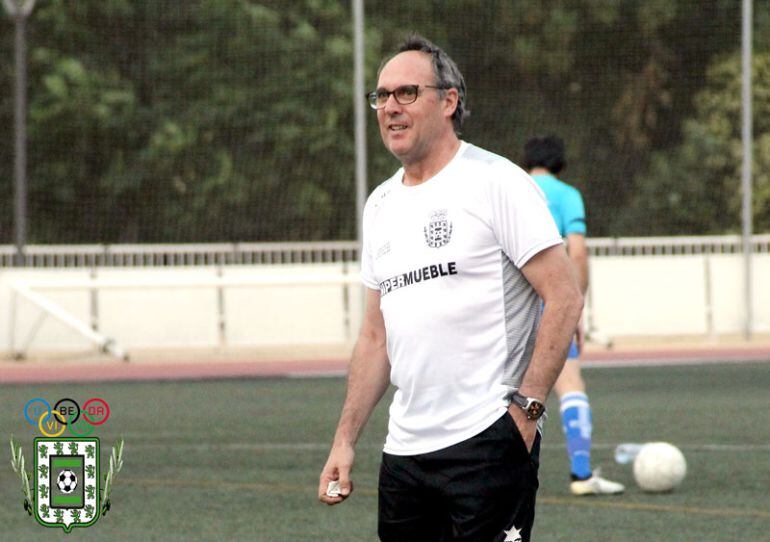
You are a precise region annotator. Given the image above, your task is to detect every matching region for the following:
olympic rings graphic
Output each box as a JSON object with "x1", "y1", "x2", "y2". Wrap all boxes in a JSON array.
[
  {"x1": 24, "y1": 397, "x2": 110, "y2": 436},
  {"x1": 23, "y1": 398, "x2": 51, "y2": 426},
  {"x1": 53, "y1": 397, "x2": 80, "y2": 425},
  {"x1": 83, "y1": 397, "x2": 110, "y2": 426},
  {"x1": 66, "y1": 414, "x2": 96, "y2": 437},
  {"x1": 39, "y1": 410, "x2": 67, "y2": 437}
]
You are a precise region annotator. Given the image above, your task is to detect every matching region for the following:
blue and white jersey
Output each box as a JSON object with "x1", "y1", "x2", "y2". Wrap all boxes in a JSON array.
[{"x1": 531, "y1": 174, "x2": 586, "y2": 237}]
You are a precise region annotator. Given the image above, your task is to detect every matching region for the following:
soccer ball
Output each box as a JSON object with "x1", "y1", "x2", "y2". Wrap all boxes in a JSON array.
[
  {"x1": 633, "y1": 442, "x2": 686, "y2": 492},
  {"x1": 57, "y1": 470, "x2": 78, "y2": 494}
]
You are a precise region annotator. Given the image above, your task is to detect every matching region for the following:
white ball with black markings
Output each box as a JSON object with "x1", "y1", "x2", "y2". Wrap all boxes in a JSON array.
[{"x1": 57, "y1": 470, "x2": 78, "y2": 493}]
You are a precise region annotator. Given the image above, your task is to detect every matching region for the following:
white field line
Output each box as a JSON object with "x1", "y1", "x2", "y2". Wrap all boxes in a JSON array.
[
  {"x1": 581, "y1": 356, "x2": 770, "y2": 369},
  {"x1": 286, "y1": 370, "x2": 348, "y2": 378},
  {"x1": 282, "y1": 356, "x2": 770, "y2": 379},
  {"x1": 125, "y1": 441, "x2": 770, "y2": 452}
]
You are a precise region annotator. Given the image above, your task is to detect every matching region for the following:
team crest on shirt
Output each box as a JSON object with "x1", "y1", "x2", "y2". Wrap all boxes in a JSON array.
[{"x1": 424, "y1": 209, "x2": 453, "y2": 248}]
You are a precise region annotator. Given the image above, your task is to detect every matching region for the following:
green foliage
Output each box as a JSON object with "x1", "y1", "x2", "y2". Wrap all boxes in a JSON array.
[
  {"x1": 101, "y1": 438, "x2": 124, "y2": 515},
  {"x1": 366, "y1": 1, "x2": 750, "y2": 235},
  {"x1": 621, "y1": 52, "x2": 770, "y2": 234},
  {"x1": 9, "y1": 438, "x2": 34, "y2": 508},
  {"x1": 0, "y1": 1, "x2": 767, "y2": 241},
  {"x1": 2, "y1": 0, "x2": 356, "y2": 242}
]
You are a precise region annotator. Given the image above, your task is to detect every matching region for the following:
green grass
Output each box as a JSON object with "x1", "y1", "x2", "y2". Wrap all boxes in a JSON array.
[{"x1": 1, "y1": 362, "x2": 768, "y2": 541}]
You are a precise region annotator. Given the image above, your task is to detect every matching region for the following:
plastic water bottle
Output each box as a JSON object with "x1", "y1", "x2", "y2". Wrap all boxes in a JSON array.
[{"x1": 614, "y1": 443, "x2": 645, "y2": 464}]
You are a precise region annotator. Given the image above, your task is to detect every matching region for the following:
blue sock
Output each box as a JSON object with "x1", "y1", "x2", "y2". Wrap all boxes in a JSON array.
[{"x1": 560, "y1": 392, "x2": 593, "y2": 480}]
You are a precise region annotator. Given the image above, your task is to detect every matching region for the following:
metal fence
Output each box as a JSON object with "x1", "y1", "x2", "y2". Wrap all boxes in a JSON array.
[
  {"x1": 0, "y1": 241, "x2": 359, "y2": 268},
  {"x1": 2, "y1": 235, "x2": 770, "y2": 268},
  {"x1": 587, "y1": 234, "x2": 770, "y2": 256}
]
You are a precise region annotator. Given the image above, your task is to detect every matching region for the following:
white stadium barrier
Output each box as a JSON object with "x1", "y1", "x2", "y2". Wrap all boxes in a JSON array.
[{"x1": 1, "y1": 237, "x2": 768, "y2": 360}]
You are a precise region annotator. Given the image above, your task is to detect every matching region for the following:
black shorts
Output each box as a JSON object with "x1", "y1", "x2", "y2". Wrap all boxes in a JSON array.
[{"x1": 378, "y1": 412, "x2": 541, "y2": 542}]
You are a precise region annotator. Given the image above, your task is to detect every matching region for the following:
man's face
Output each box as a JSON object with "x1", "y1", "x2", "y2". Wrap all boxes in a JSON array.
[{"x1": 375, "y1": 51, "x2": 453, "y2": 165}]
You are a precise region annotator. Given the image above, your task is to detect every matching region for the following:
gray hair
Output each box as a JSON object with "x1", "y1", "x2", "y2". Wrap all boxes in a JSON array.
[{"x1": 380, "y1": 34, "x2": 468, "y2": 134}]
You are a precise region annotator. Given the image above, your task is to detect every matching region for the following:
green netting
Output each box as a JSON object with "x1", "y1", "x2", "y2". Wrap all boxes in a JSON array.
[{"x1": 0, "y1": 0, "x2": 766, "y2": 243}]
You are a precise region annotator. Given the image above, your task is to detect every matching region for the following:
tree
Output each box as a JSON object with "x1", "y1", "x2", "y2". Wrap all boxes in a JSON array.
[
  {"x1": 366, "y1": 0, "x2": 745, "y2": 236},
  {"x1": 0, "y1": 1, "x2": 762, "y2": 243},
  {"x1": 4, "y1": 0, "x2": 358, "y2": 243},
  {"x1": 619, "y1": 52, "x2": 770, "y2": 234}
]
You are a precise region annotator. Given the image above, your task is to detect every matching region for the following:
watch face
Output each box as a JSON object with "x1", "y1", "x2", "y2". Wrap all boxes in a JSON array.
[
  {"x1": 526, "y1": 401, "x2": 545, "y2": 420},
  {"x1": 511, "y1": 393, "x2": 546, "y2": 420}
]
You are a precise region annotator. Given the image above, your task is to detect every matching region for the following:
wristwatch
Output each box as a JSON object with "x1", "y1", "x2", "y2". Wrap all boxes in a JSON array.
[{"x1": 510, "y1": 391, "x2": 547, "y2": 421}]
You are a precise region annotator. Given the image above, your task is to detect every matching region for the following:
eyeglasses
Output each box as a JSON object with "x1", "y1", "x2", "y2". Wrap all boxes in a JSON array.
[{"x1": 366, "y1": 84, "x2": 448, "y2": 110}]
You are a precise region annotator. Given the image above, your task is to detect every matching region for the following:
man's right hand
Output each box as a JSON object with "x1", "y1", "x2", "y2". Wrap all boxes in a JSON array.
[
  {"x1": 318, "y1": 444, "x2": 355, "y2": 505},
  {"x1": 507, "y1": 404, "x2": 539, "y2": 453}
]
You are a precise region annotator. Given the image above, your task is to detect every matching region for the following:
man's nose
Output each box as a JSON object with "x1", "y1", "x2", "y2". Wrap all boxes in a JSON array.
[{"x1": 382, "y1": 93, "x2": 403, "y2": 113}]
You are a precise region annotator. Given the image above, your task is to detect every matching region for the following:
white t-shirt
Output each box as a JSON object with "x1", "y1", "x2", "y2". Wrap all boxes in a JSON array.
[{"x1": 361, "y1": 141, "x2": 562, "y2": 455}]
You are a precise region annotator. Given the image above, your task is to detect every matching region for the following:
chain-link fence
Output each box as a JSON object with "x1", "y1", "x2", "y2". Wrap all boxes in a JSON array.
[{"x1": 1, "y1": 0, "x2": 767, "y2": 245}]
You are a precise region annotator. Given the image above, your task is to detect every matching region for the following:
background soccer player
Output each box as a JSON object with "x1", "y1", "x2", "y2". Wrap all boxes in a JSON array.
[{"x1": 524, "y1": 135, "x2": 625, "y2": 496}]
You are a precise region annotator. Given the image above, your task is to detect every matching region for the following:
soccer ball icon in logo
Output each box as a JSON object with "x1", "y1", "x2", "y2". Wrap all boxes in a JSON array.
[{"x1": 57, "y1": 470, "x2": 78, "y2": 494}]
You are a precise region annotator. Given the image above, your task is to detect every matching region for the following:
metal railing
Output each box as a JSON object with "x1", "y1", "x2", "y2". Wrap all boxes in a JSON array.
[
  {"x1": 587, "y1": 234, "x2": 770, "y2": 256},
  {"x1": 1, "y1": 235, "x2": 769, "y2": 268},
  {"x1": 0, "y1": 241, "x2": 360, "y2": 268}
]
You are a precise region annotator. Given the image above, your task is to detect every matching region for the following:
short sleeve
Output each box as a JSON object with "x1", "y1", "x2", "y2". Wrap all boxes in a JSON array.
[
  {"x1": 562, "y1": 187, "x2": 587, "y2": 236},
  {"x1": 488, "y1": 165, "x2": 563, "y2": 268},
  {"x1": 360, "y1": 200, "x2": 379, "y2": 290}
]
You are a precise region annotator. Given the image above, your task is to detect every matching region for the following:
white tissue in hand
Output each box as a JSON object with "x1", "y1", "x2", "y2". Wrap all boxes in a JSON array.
[{"x1": 326, "y1": 480, "x2": 341, "y2": 497}]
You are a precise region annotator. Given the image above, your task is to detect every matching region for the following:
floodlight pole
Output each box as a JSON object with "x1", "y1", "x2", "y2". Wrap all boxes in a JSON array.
[
  {"x1": 351, "y1": 0, "x2": 367, "y2": 254},
  {"x1": 3, "y1": 0, "x2": 35, "y2": 266},
  {"x1": 741, "y1": 0, "x2": 753, "y2": 340}
]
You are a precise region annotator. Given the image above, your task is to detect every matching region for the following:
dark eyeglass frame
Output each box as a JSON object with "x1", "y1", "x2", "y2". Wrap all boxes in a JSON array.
[{"x1": 366, "y1": 84, "x2": 449, "y2": 110}]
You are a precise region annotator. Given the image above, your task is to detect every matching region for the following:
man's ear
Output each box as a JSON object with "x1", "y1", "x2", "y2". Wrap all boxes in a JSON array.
[{"x1": 442, "y1": 88, "x2": 459, "y2": 120}]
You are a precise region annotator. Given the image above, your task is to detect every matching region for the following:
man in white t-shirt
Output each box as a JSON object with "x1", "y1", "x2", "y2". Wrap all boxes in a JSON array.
[{"x1": 318, "y1": 34, "x2": 583, "y2": 542}]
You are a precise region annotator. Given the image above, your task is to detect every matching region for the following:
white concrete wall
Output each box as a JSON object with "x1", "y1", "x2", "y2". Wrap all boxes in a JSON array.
[
  {"x1": 1, "y1": 264, "x2": 364, "y2": 355},
  {"x1": 1, "y1": 255, "x2": 767, "y2": 356},
  {"x1": 587, "y1": 254, "x2": 770, "y2": 336},
  {"x1": 588, "y1": 256, "x2": 709, "y2": 335}
]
